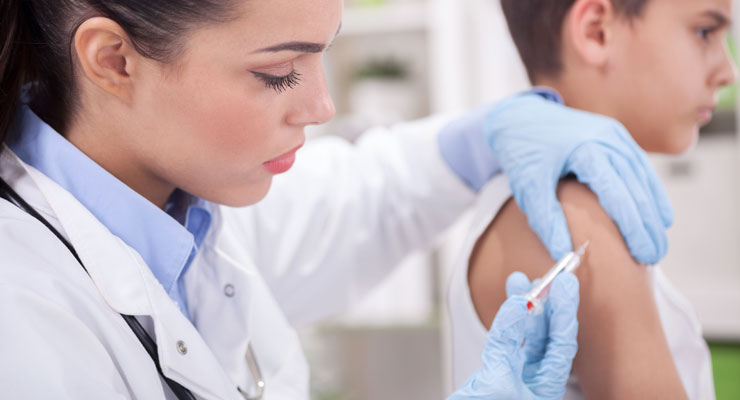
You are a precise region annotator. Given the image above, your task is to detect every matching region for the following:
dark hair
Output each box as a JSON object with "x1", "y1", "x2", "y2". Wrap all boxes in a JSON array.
[
  {"x1": 500, "y1": 0, "x2": 649, "y2": 83},
  {"x1": 0, "y1": 0, "x2": 238, "y2": 152}
]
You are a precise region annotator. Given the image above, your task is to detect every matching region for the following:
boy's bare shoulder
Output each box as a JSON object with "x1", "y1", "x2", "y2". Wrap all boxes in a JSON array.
[
  {"x1": 471, "y1": 179, "x2": 630, "y2": 279},
  {"x1": 468, "y1": 179, "x2": 642, "y2": 327},
  {"x1": 469, "y1": 179, "x2": 687, "y2": 399},
  {"x1": 557, "y1": 180, "x2": 620, "y2": 239}
]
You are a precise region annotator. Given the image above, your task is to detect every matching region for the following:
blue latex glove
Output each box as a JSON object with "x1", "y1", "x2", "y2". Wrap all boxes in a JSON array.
[
  {"x1": 449, "y1": 272, "x2": 580, "y2": 400},
  {"x1": 486, "y1": 91, "x2": 673, "y2": 263}
]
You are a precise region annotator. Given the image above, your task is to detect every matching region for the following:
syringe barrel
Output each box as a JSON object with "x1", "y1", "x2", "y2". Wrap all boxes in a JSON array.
[
  {"x1": 525, "y1": 251, "x2": 582, "y2": 315},
  {"x1": 529, "y1": 252, "x2": 577, "y2": 298}
]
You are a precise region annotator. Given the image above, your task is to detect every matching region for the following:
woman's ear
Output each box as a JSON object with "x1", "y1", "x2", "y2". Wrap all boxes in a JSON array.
[
  {"x1": 73, "y1": 17, "x2": 140, "y2": 103},
  {"x1": 565, "y1": 0, "x2": 617, "y2": 67}
]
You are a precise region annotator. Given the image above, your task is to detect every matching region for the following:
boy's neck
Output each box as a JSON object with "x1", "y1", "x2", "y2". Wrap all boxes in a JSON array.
[{"x1": 534, "y1": 74, "x2": 620, "y2": 123}]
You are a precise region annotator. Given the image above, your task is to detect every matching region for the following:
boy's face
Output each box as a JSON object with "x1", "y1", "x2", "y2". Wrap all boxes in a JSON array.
[{"x1": 606, "y1": 0, "x2": 735, "y2": 153}]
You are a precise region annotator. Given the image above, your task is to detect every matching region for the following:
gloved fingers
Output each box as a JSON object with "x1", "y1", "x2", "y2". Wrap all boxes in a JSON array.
[
  {"x1": 608, "y1": 153, "x2": 668, "y2": 263},
  {"x1": 607, "y1": 133, "x2": 672, "y2": 232},
  {"x1": 637, "y1": 150, "x2": 674, "y2": 228},
  {"x1": 610, "y1": 124, "x2": 675, "y2": 229},
  {"x1": 486, "y1": 93, "x2": 547, "y2": 142},
  {"x1": 482, "y1": 296, "x2": 529, "y2": 367},
  {"x1": 539, "y1": 197, "x2": 575, "y2": 261},
  {"x1": 506, "y1": 273, "x2": 549, "y2": 363},
  {"x1": 567, "y1": 147, "x2": 658, "y2": 264},
  {"x1": 522, "y1": 321, "x2": 549, "y2": 368},
  {"x1": 521, "y1": 277, "x2": 553, "y2": 369},
  {"x1": 503, "y1": 274, "x2": 551, "y2": 368},
  {"x1": 548, "y1": 272, "x2": 580, "y2": 334},
  {"x1": 529, "y1": 272, "x2": 580, "y2": 398},
  {"x1": 546, "y1": 272, "x2": 580, "y2": 366},
  {"x1": 511, "y1": 177, "x2": 574, "y2": 260},
  {"x1": 505, "y1": 272, "x2": 532, "y2": 297},
  {"x1": 448, "y1": 296, "x2": 530, "y2": 400}
]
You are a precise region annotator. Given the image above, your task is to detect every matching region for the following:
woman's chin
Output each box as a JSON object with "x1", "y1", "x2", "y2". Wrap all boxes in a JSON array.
[{"x1": 202, "y1": 177, "x2": 274, "y2": 207}]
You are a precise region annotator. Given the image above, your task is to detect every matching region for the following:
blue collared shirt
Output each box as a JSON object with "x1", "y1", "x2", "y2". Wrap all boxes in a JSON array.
[
  {"x1": 438, "y1": 87, "x2": 564, "y2": 191},
  {"x1": 7, "y1": 104, "x2": 211, "y2": 321}
]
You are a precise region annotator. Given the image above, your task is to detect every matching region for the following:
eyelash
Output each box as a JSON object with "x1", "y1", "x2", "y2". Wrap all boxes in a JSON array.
[
  {"x1": 696, "y1": 26, "x2": 719, "y2": 41},
  {"x1": 251, "y1": 71, "x2": 303, "y2": 94}
]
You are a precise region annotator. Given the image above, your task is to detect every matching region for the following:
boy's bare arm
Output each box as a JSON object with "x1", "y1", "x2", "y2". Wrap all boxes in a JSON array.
[{"x1": 468, "y1": 180, "x2": 687, "y2": 399}]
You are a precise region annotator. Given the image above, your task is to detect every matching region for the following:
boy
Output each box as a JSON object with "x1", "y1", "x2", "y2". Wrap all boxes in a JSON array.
[{"x1": 447, "y1": 0, "x2": 735, "y2": 398}]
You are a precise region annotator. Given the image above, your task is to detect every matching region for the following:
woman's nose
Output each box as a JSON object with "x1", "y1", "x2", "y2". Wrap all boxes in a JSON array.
[{"x1": 286, "y1": 68, "x2": 336, "y2": 127}]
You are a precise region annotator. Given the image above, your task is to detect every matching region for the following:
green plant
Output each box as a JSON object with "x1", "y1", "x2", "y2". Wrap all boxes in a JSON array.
[
  {"x1": 353, "y1": 59, "x2": 408, "y2": 82},
  {"x1": 709, "y1": 342, "x2": 740, "y2": 400},
  {"x1": 350, "y1": 0, "x2": 387, "y2": 8}
]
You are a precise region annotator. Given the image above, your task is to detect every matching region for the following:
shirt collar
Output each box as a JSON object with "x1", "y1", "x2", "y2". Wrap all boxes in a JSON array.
[
  {"x1": 529, "y1": 86, "x2": 565, "y2": 104},
  {"x1": 7, "y1": 104, "x2": 212, "y2": 294}
]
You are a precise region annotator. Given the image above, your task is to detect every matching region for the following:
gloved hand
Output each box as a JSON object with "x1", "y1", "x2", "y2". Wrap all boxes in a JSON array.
[
  {"x1": 448, "y1": 271, "x2": 580, "y2": 400},
  {"x1": 486, "y1": 90, "x2": 673, "y2": 263}
]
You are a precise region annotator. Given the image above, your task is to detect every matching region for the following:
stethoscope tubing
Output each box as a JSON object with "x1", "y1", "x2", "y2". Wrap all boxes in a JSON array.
[{"x1": 0, "y1": 177, "x2": 197, "y2": 400}]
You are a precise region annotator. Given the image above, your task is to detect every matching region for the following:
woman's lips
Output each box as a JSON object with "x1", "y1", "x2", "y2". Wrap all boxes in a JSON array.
[{"x1": 263, "y1": 145, "x2": 302, "y2": 174}]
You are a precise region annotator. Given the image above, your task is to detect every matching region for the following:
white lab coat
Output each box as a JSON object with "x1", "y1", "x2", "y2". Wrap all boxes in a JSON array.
[{"x1": 0, "y1": 115, "x2": 476, "y2": 399}]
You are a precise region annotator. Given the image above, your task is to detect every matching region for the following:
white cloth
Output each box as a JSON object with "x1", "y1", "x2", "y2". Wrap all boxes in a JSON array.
[
  {"x1": 0, "y1": 115, "x2": 476, "y2": 400},
  {"x1": 446, "y1": 176, "x2": 716, "y2": 400}
]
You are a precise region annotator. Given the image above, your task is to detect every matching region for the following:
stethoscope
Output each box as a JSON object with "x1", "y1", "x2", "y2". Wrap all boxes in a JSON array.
[{"x1": 0, "y1": 177, "x2": 265, "y2": 400}]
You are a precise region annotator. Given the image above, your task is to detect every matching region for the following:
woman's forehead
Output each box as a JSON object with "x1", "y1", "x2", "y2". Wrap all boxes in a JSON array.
[
  {"x1": 218, "y1": 0, "x2": 343, "y2": 49},
  {"x1": 171, "y1": 0, "x2": 342, "y2": 66}
]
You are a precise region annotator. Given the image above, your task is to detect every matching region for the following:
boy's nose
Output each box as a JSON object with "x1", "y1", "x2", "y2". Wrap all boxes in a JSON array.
[{"x1": 713, "y1": 44, "x2": 738, "y2": 88}]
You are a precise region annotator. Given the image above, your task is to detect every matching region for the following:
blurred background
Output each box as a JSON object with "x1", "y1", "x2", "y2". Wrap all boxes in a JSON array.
[{"x1": 298, "y1": 0, "x2": 740, "y2": 398}]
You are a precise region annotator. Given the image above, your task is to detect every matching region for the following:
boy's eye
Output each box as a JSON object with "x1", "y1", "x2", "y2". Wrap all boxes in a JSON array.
[
  {"x1": 696, "y1": 26, "x2": 719, "y2": 40},
  {"x1": 251, "y1": 70, "x2": 303, "y2": 94}
]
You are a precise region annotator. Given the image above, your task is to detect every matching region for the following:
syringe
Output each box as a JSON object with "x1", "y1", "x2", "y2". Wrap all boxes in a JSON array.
[{"x1": 525, "y1": 241, "x2": 589, "y2": 315}]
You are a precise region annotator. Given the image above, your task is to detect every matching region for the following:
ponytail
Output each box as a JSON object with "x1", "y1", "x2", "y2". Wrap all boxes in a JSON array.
[{"x1": 0, "y1": 0, "x2": 35, "y2": 151}]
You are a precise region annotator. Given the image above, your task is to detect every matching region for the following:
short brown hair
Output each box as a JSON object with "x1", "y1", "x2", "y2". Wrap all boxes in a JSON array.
[{"x1": 501, "y1": 0, "x2": 648, "y2": 83}]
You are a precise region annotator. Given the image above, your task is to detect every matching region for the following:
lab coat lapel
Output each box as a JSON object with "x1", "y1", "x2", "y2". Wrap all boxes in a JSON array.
[
  {"x1": 148, "y1": 267, "x2": 245, "y2": 400},
  {"x1": 188, "y1": 215, "x2": 313, "y2": 399},
  {"x1": 185, "y1": 236, "x2": 258, "y2": 393},
  {"x1": 18, "y1": 153, "x2": 153, "y2": 316},
  {"x1": 9, "y1": 151, "x2": 243, "y2": 400}
]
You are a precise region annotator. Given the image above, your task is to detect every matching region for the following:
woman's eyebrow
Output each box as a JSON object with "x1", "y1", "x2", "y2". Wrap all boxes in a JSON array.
[
  {"x1": 251, "y1": 23, "x2": 342, "y2": 54},
  {"x1": 253, "y1": 42, "x2": 326, "y2": 53}
]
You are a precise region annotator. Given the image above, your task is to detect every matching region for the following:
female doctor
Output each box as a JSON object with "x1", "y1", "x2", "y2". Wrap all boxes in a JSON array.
[{"x1": 0, "y1": 0, "x2": 672, "y2": 399}]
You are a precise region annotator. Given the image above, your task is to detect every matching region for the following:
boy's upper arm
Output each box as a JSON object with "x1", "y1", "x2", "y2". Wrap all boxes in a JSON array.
[{"x1": 468, "y1": 180, "x2": 687, "y2": 399}]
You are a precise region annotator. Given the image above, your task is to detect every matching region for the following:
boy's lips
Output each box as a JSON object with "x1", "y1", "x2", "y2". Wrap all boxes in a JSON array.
[{"x1": 698, "y1": 105, "x2": 716, "y2": 124}]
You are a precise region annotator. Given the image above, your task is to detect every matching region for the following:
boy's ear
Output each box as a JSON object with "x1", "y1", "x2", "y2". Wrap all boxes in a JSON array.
[
  {"x1": 566, "y1": 0, "x2": 616, "y2": 67},
  {"x1": 73, "y1": 17, "x2": 141, "y2": 103}
]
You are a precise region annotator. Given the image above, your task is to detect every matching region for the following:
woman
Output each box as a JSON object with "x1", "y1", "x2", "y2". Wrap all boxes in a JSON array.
[{"x1": 0, "y1": 0, "x2": 671, "y2": 398}]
